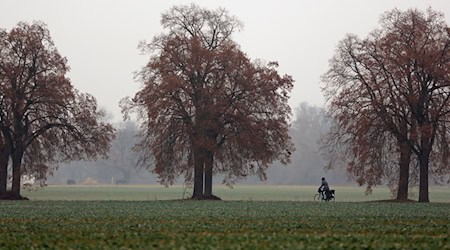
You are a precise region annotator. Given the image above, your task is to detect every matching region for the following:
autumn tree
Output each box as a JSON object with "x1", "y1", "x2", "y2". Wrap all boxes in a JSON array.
[
  {"x1": 322, "y1": 8, "x2": 450, "y2": 202},
  {"x1": 0, "y1": 21, "x2": 115, "y2": 198},
  {"x1": 123, "y1": 4, "x2": 294, "y2": 199}
]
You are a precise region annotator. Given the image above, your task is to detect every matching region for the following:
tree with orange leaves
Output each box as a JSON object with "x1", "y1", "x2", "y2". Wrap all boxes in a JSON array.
[
  {"x1": 322, "y1": 8, "x2": 450, "y2": 202},
  {"x1": 0, "y1": 22, "x2": 115, "y2": 199},
  {"x1": 123, "y1": 4, "x2": 294, "y2": 199}
]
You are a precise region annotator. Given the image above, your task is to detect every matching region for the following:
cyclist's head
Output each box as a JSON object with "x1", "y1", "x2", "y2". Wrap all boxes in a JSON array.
[{"x1": 321, "y1": 177, "x2": 325, "y2": 181}]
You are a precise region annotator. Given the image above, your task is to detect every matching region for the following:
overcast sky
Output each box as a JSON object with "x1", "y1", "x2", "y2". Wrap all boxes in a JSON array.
[{"x1": 2, "y1": 1, "x2": 450, "y2": 122}]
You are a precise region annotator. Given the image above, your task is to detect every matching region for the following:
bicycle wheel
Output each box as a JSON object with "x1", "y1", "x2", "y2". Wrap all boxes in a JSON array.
[{"x1": 314, "y1": 193, "x2": 321, "y2": 202}]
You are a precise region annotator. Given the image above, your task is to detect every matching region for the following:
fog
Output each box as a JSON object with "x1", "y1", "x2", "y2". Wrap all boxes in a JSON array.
[
  {"x1": 2, "y1": 1, "x2": 449, "y2": 122},
  {"x1": 49, "y1": 121, "x2": 158, "y2": 185},
  {"x1": 48, "y1": 103, "x2": 349, "y2": 186},
  {"x1": 4, "y1": 1, "x2": 449, "y2": 187}
]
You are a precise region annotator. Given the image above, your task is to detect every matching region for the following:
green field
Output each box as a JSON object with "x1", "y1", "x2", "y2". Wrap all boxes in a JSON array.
[
  {"x1": 22, "y1": 184, "x2": 450, "y2": 202},
  {"x1": 0, "y1": 185, "x2": 448, "y2": 249},
  {"x1": 0, "y1": 200, "x2": 448, "y2": 249}
]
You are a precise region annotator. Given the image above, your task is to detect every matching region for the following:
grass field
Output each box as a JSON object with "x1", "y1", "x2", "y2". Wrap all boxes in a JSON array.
[
  {"x1": 0, "y1": 185, "x2": 448, "y2": 249},
  {"x1": 22, "y1": 184, "x2": 450, "y2": 202}
]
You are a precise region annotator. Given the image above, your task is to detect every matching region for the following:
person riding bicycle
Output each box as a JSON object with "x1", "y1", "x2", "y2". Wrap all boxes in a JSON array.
[{"x1": 318, "y1": 177, "x2": 331, "y2": 201}]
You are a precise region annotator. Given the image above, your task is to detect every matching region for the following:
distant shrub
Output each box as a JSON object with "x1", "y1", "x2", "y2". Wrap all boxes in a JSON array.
[
  {"x1": 115, "y1": 179, "x2": 128, "y2": 185},
  {"x1": 66, "y1": 179, "x2": 76, "y2": 185}
]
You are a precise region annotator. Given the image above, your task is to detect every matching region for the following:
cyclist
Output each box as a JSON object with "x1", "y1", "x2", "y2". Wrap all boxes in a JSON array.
[{"x1": 318, "y1": 177, "x2": 331, "y2": 201}]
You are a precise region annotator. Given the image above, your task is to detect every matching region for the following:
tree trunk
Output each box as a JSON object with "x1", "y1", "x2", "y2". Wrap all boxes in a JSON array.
[
  {"x1": 0, "y1": 152, "x2": 8, "y2": 194},
  {"x1": 11, "y1": 150, "x2": 23, "y2": 197},
  {"x1": 418, "y1": 141, "x2": 430, "y2": 203},
  {"x1": 396, "y1": 140, "x2": 411, "y2": 200},
  {"x1": 192, "y1": 146, "x2": 204, "y2": 199},
  {"x1": 0, "y1": 137, "x2": 8, "y2": 194},
  {"x1": 204, "y1": 151, "x2": 213, "y2": 197},
  {"x1": 418, "y1": 157, "x2": 429, "y2": 202}
]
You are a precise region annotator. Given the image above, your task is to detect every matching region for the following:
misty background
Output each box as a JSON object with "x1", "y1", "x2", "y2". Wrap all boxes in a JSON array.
[
  {"x1": 2, "y1": 1, "x2": 449, "y2": 186},
  {"x1": 48, "y1": 103, "x2": 348, "y2": 186}
]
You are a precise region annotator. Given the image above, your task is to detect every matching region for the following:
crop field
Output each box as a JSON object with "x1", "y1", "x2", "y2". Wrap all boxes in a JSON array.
[
  {"x1": 0, "y1": 200, "x2": 448, "y2": 249},
  {"x1": 0, "y1": 185, "x2": 448, "y2": 249}
]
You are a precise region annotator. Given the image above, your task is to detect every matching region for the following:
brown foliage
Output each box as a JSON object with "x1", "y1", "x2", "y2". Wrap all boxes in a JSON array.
[
  {"x1": 0, "y1": 21, "x2": 115, "y2": 196},
  {"x1": 123, "y1": 4, "x2": 294, "y2": 197},
  {"x1": 322, "y1": 8, "x2": 450, "y2": 201}
]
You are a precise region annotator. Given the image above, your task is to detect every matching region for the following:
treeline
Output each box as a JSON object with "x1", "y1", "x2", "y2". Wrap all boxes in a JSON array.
[
  {"x1": 48, "y1": 121, "x2": 156, "y2": 185},
  {"x1": 49, "y1": 103, "x2": 348, "y2": 186}
]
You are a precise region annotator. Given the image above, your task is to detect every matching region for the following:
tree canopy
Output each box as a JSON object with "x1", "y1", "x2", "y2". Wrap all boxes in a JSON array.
[
  {"x1": 0, "y1": 21, "x2": 115, "y2": 198},
  {"x1": 322, "y1": 8, "x2": 450, "y2": 202},
  {"x1": 123, "y1": 4, "x2": 294, "y2": 199}
]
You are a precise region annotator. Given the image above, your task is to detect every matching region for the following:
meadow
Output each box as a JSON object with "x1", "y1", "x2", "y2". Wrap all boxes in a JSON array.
[
  {"x1": 21, "y1": 184, "x2": 450, "y2": 202},
  {"x1": 0, "y1": 185, "x2": 448, "y2": 249}
]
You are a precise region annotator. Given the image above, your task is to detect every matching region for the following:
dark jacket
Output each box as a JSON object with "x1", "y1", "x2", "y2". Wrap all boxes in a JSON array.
[{"x1": 320, "y1": 179, "x2": 329, "y2": 191}]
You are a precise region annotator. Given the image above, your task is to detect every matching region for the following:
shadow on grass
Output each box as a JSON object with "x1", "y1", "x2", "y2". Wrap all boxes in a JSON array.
[
  {"x1": 0, "y1": 191, "x2": 29, "y2": 200},
  {"x1": 368, "y1": 199, "x2": 416, "y2": 203}
]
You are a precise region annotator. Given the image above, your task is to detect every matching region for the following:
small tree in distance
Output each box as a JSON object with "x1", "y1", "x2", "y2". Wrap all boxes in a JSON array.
[{"x1": 122, "y1": 4, "x2": 294, "y2": 199}]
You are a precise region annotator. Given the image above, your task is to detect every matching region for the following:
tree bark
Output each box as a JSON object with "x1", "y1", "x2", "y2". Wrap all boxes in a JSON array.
[
  {"x1": 0, "y1": 136, "x2": 7, "y2": 194},
  {"x1": 418, "y1": 140, "x2": 430, "y2": 203},
  {"x1": 204, "y1": 150, "x2": 213, "y2": 197},
  {"x1": 0, "y1": 151, "x2": 8, "y2": 194},
  {"x1": 11, "y1": 150, "x2": 23, "y2": 197},
  {"x1": 396, "y1": 140, "x2": 411, "y2": 200},
  {"x1": 192, "y1": 146, "x2": 204, "y2": 199}
]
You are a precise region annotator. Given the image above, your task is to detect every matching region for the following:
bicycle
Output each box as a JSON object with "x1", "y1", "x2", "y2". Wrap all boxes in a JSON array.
[{"x1": 314, "y1": 189, "x2": 335, "y2": 202}]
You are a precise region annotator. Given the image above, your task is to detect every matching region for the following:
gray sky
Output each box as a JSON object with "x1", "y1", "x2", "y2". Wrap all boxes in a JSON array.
[{"x1": 2, "y1": 1, "x2": 450, "y2": 122}]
